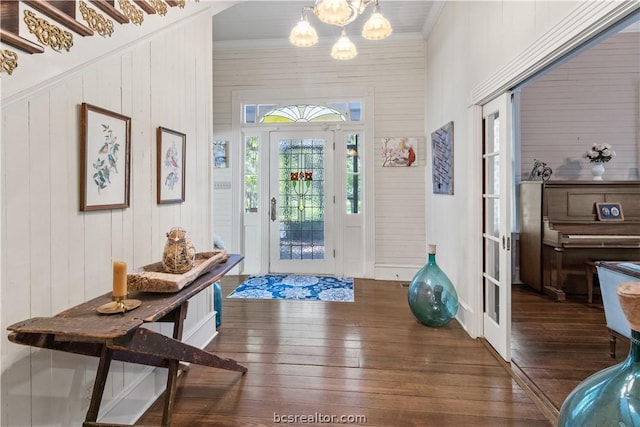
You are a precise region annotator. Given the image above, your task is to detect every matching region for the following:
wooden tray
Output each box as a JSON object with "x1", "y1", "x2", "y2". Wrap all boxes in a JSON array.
[{"x1": 127, "y1": 251, "x2": 229, "y2": 293}]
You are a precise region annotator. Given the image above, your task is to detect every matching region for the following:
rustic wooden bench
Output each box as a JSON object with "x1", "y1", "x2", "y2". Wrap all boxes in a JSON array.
[{"x1": 7, "y1": 254, "x2": 246, "y2": 427}]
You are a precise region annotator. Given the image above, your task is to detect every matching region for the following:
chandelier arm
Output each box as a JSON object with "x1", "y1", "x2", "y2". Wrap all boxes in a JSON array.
[
  {"x1": 353, "y1": 0, "x2": 376, "y2": 16},
  {"x1": 301, "y1": 5, "x2": 315, "y2": 18}
]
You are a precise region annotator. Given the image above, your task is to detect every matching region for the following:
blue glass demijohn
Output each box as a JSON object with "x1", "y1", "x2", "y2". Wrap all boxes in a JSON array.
[
  {"x1": 407, "y1": 245, "x2": 459, "y2": 327},
  {"x1": 558, "y1": 282, "x2": 640, "y2": 427}
]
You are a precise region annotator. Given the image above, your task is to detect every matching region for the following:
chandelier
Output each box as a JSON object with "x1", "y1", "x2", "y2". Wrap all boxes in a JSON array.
[{"x1": 289, "y1": 0, "x2": 392, "y2": 60}]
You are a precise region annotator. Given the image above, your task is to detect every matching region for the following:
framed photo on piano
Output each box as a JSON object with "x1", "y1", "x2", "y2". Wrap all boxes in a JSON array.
[{"x1": 595, "y1": 202, "x2": 624, "y2": 221}]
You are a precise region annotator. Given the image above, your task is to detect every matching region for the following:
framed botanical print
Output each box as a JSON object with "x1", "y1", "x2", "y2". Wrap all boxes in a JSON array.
[
  {"x1": 157, "y1": 126, "x2": 186, "y2": 204},
  {"x1": 80, "y1": 103, "x2": 131, "y2": 211}
]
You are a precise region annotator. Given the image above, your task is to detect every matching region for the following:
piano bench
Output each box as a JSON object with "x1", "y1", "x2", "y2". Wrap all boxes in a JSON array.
[{"x1": 585, "y1": 261, "x2": 599, "y2": 304}]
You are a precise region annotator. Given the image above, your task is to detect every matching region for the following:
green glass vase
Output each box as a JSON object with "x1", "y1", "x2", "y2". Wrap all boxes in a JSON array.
[
  {"x1": 407, "y1": 245, "x2": 459, "y2": 327},
  {"x1": 558, "y1": 283, "x2": 640, "y2": 426}
]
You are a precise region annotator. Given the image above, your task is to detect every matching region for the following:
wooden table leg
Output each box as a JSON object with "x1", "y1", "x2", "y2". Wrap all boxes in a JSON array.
[
  {"x1": 544, "y1": 247, "x2": 566, "y2": 301},
  {"x1": 585, "y1": 262, "x2": 597, "y2": 304},
  {"x1": 76, "y1": 303, "x2": 245, "y2": 427},
  {"x1": 161, "y1": 302, "x2": 188, "y2": 426},
  {"x1": 85, "y1": 345, "x2": 114, "y2": 424}
]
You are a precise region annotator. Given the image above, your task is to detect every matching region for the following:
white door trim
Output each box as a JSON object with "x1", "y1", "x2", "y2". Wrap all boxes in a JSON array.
[{"x1": 231, "y1": 86, "x2": 375, "y2": 277}]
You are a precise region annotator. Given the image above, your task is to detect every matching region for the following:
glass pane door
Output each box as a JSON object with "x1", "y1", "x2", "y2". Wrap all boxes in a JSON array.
[
  {"x1": 269, "y1": 131, "x2": 334, "y2": 274},
  {"x1": 482, "y1": 94, "x2": 512, "y2": 361}
]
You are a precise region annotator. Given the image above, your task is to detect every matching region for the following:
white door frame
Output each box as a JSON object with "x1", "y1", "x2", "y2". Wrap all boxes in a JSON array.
[{"x1": 231, "y1": 87, "x2": 375, "y2": 278}]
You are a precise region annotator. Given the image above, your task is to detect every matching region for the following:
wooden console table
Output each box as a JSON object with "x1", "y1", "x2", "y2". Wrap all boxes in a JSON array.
[{"x1": 7, "y1": 254, "x2": 246, "y2": 427}]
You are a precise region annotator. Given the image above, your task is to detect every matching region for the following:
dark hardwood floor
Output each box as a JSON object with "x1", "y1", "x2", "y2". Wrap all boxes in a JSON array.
[
  {"x1": 136, "y1": 277, "x2": 552, "y2": 426},
  {"x1": 511, "y1": 283, "x2": 630, "y2": 415}
]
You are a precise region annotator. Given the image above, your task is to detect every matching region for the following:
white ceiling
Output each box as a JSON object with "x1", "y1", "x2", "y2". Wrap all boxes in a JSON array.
[{"x1": 212, "y1": 1, "x2": 440, "y2": 43}]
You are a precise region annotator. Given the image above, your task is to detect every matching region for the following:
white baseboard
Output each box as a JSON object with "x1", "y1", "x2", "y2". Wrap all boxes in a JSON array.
[
  {"x1": 98, "y1": 311, "x2": 218, "y2": 424},
  {"x1": 374, "y1": 264, "x2": 422, "y2": 282},
  {"x1": 185, "y1": 311, "x2": 219, "y2": 349},
  {"x1": 455, "y1": 299, "x2": 475, "y2": 338}
]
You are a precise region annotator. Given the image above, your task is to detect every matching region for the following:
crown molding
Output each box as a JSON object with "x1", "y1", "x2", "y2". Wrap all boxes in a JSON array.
[
  {"x1": 213, "y1": 31, "x2": 424, "y2": 51},
  {"x1": 422, "y1": 1, "x2": 445, "y2": 39},
  {"x1": 470, "y1": 1, "x2": 639, "y2": 105}
]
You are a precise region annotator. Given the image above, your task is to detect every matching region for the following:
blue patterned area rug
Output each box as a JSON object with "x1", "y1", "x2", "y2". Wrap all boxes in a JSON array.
[{"x1": 227, "y1": 275, "x2": 354, "y2": 302}]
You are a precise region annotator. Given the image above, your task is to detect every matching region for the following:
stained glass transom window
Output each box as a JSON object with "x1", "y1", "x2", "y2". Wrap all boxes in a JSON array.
[
  {"x1": 261, "y1": 104, "x2": 347, "y2": 123},
  {"x1": 243, "y1": 102, "x2": 361, "y2": 123}
]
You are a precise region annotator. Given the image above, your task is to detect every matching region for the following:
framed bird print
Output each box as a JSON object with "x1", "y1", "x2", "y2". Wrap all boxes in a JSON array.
[
  {"x1": 80, "y1": 103, "x2": 131, "y2": 211},
  {"x1": 381, "y1": 137, "x2": 418, "y2": 167},
  {"x1": 157, "y1": 126, "x2": 186, "y2": 204}
]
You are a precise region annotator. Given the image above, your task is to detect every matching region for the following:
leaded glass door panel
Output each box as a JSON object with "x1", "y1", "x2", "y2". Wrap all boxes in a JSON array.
[
  {"x1": 482, "y1": 93, "x2": 512, "y2": 361},
  {"x1": 269, "y1": 131, "x2": 334, "y2": 274}
]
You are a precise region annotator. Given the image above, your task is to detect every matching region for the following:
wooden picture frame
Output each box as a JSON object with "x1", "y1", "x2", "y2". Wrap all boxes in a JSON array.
[
  {"x1": 595, "y1": 202, "x2": 624, "y2": 221},
  {"x1": 157, "y1": 126, "x2": 186, "y2": 204},
  {"x1": 80, "y1": 103, "x2": 131, "y2": 211}
]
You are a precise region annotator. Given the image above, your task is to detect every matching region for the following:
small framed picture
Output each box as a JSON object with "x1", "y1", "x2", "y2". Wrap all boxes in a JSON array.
[
  {"x1": 595, "y1": 202, "x2": 624, "y2": 221},
  {"x1": 80, "y1": 103, "x2": 131, "y2": 211},
  {"x1": 431, "y1": 121, "x2": 454, "y2": 195},
  {"x1": 157, "y1": 126, "x2": 186, "y2": 204},
  {"x1": 213, "y1": 140, "x2": 228, "y2": 168}
]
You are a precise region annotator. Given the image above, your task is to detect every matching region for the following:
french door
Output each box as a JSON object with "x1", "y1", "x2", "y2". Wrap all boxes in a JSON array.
[
  {"x1": 269, "y1": 131, "x2": 334, "y2": 274},
  {"x1": 482, "y1": 93, "x2": 513, "y2": 361}
]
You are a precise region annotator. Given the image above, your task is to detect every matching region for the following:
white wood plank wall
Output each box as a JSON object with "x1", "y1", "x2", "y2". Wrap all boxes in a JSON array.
[
  {"x1": 520, "y1": 32, "x2": 640, "y2": 181},
  {"x1": 1, "y1": 12, "x2": 213, "y2": 426},
  {"x1": 213, "y1": 39, "x2": 427, "y2": 271}
]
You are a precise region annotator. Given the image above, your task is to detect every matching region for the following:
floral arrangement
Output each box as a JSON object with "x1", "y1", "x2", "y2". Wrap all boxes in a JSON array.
[{"x1": 584, "y1": 143, "x2": 615, "y2": 163}]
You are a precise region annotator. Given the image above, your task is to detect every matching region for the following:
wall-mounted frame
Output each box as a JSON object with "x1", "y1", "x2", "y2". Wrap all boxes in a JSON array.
[
  {"x1": 381, "y1": 137, "x2": 418, "y2": 167},
  {"x1": 80, "y1": 103, "x2": 131, "y2": 211},
  {"x1": 213, "y1": 140, "x2": 228, "y2": 168},
  {"x1": 157, "y1": 126, "x2": 186, "y2": 204},
  {"x1": 431, "y1": 121, "x2": 454, "y2": 195},
  {"x1": 595, "y1": 202, "x2": 624, "y2": 221}
]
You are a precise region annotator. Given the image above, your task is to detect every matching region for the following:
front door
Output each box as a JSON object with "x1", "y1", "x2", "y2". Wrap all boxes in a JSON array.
[
  {"x1": 482, "y1": 93, "x2": 513, "y2": 361},
  {"x1": 269, "y1": 131, "x2": 335, "y2": 274}
]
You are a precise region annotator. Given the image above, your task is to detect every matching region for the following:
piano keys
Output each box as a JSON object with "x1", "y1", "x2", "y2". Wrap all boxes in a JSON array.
[{"x1": 519, "y1": 180, "x2": 640, "y2": 300}]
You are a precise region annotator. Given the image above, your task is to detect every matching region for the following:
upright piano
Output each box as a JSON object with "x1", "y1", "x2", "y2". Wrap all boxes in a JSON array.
[{"x1": 519, "y1": 181, "x2": 640, "y2": 300}]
